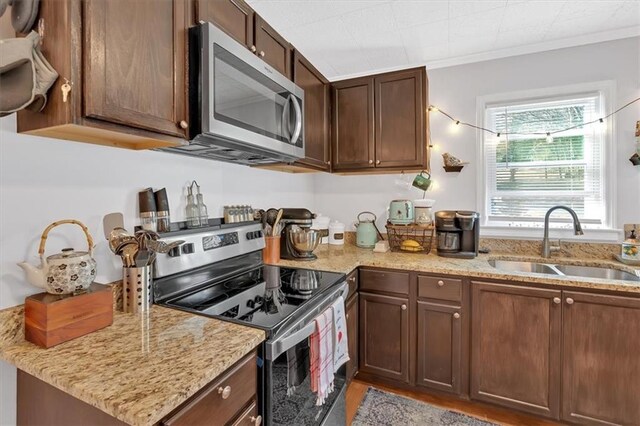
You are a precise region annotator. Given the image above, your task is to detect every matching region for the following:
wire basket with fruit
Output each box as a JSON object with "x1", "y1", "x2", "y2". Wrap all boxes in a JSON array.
[{"x1": 385, "y1": 223, "x2": 435, "y2": 254}]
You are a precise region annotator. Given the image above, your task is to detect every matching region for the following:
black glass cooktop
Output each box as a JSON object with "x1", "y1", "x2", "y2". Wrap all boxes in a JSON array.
[{"x1": 164, "y1": 265, "x2": 345, "y2": 331}]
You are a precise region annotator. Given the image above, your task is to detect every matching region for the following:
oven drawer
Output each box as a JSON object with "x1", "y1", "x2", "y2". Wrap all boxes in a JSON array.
[
  {"x1": 418, "y1": 275, "x2": 462, "y2": 302},
  {"x1": 162, "y1": 351, "x2": 257, "y2": 426}
]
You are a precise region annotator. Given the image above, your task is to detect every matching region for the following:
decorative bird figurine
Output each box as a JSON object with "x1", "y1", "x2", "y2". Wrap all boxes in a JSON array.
[{"x1": 442, "y1": 152, "x2": 468, "y2": 167}]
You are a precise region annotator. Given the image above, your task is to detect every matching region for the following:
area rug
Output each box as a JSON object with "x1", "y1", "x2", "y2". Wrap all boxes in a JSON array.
[{"x1": 352, "y1": 387, "x2": 497, "y2": 426}]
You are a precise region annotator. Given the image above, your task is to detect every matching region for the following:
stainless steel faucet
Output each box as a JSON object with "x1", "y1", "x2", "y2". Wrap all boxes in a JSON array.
[{"x1": 541, "y1": 206, "x2": 584, "y2": 257}]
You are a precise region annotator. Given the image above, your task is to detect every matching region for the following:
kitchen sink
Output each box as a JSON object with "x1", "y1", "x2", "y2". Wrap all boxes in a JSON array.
[
  {"x1": 488, "y1": 260, "x2": 640, "y2": 282},
  {"x1": 554, "y1": 264, "x2": 639, "y2": 281},
  {"x1": 487, "y1": 260, "x2": 559, "y2": 275}
]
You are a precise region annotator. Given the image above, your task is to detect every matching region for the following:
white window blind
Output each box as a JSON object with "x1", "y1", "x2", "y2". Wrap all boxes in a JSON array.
[{"x1": 483, "y1": 93, "x2": 607, "y2": 228}]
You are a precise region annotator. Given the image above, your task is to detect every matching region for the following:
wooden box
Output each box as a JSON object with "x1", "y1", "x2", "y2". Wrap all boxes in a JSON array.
[{"x1": 25, "y1": 283, "x2": 113, "y2": 348}]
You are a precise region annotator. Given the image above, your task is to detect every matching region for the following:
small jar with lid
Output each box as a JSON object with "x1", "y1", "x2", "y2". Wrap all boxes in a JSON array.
[{"x1": 328, "y1": 221, "x2": 345, "y2": 245}]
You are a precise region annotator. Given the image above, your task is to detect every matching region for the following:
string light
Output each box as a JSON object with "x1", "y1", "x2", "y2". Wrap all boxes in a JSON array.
[{"x1": 426, "y1": 97, "x2": 640, "y2": 138}]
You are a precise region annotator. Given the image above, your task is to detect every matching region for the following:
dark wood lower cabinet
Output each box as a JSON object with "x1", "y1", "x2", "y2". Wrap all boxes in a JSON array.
[
  {"x1": 471, "y1": 282, "x2": 562, "y2": 419},
  {"x1": 359, "y1": 292, "x2": 410, "y2": 382},
  {"x1": 561, "y1": 291, "x2": 640, "y2": 425},
  {"x1": 346, "y1": 294, "x2": 359, "y2": 382},
  {"x1": 416, "y1": 301, "x2": 462, "y2": 395}
]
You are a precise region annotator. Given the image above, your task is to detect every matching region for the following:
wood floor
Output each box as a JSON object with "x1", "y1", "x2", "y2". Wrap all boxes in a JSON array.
[{"x1": 346, "y1": 378, "x2": 563, "y2": 426}]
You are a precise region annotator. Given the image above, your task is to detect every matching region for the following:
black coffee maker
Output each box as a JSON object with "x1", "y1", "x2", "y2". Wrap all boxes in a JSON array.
[{"x1": 435, "y1": 211, "x2": 480, "y2": 259}]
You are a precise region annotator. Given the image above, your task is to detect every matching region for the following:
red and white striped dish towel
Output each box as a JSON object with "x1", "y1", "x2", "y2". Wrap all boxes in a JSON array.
[{"x1": 310, "y1": 307, "x2": 334, "y2": 406}]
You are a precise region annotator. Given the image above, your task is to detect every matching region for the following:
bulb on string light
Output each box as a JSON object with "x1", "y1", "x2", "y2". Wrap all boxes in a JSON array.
[
  {"x1": 546, "y1": 132, "x2": 553, "y2": 144},
  {"x1": 428, "y1": 106, "x2": 439, "y2": 112}
]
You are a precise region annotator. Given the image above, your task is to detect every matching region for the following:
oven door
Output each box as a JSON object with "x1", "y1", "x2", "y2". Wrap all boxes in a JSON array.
[
  {"x1": 264, "y1": 283, "x2": 348, "y2": 426},
  {"x1": 201, "y1": 23, "x2": 304, "y2": 159}
]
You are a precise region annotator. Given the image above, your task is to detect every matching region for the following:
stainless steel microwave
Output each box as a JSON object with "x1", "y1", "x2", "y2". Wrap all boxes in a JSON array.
[{"x1": 160, "y1": 22, "x2": 305, "y2": 165}]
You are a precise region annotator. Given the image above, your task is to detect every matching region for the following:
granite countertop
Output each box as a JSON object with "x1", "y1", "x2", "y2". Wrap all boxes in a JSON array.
[
  {"x1": 274, "y1": 243, "x2": 640, "y2": 293},
  {"x1": 0, "y1": 305, "x2": 265, "y2": 426}
]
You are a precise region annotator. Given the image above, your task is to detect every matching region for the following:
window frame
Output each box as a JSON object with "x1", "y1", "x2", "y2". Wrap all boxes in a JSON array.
[{"x1": 475, "y1": 81, "x2": 617, "y2": 240}]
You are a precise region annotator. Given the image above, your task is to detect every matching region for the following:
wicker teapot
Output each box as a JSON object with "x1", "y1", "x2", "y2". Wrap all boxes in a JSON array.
[{"x1": 17, "y1": 220, "x2": 97, "y2": 294}]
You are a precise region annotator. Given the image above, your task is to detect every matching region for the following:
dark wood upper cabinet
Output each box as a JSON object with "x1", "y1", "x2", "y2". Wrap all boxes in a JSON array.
[
  {"x1": 254, "y1": 15, "x2": 292, "y2": 79},
  {"x1": 374, "y1": 68, "x2": 426, "y2": 168},
  {"x1": 346, "y1": 294, "x2": 359, "y2": 383},
  {"x1": 416, "y1": 301, "x2": 462, "y2": 395},
  {"x1": 331, "y1": 67, "x2": 428, "y2": 173},
  {"x1": 331, "y1": 77, "x2": 375, "y2": 171},
  {"x1": 561, "y1": 291, "x2": 640, "y2": 425},
  {"x1": 471, "y1": 282, "x2": 562, "y2": 420},
  {"x1": 359, "y1": 292, "x2": 410, "y2": 383},
  {"x1": 196, "y1": 0, "x2": 254, "y2": 49},
  {"x1": 17, "y1": 0, "x2": 188, "y2": 149},
  {"x1": 292, "y1": 51, "x2": 330, "y2": 171},
  {"x1": 84, "y1": 0, "x2": 188, "y2": 139}
]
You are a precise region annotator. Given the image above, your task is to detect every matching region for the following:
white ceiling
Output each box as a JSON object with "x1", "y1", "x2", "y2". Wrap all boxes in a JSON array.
[{"x1": 246, "y1": 0, "x2": 640, "y2": 80}]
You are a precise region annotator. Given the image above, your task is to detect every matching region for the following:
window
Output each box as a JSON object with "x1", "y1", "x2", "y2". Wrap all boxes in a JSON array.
[{"x1": 480, "y1": 87, "x2": 611, "y2": 230}]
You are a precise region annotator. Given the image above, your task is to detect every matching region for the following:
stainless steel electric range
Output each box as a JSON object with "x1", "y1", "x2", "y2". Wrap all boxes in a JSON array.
[{"x1": 153, "y1": 221, "x2": 348, "y2": 426}]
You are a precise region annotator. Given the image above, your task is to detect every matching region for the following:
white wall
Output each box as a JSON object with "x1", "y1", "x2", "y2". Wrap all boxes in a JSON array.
[{"x1": 315, "y1": 37, "x2": 640, "y2": 237}]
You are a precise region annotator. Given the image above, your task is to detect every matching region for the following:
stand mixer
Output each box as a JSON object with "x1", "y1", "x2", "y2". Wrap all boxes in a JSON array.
[{"x1": 278, "y1": 208, "x2": 320, "y2": 261}]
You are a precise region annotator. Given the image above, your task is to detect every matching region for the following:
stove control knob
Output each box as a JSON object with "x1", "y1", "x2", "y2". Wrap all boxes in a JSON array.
[
  {"x1": 182, "y1": 243, "x2": 195, "y2": 254},
  {"x1": 246, "y1": 232, "x2": 253, "y2": 240},
  {"x1": 167, "y1": 247, "x2": 181, "y2": 257},
  {"x1": 256, "y1": 230, "x2": 263, "y2": 238},
  {"x1": 247, "y1": 299, "x2": 256, "y2": 309},
  {"x1": 254, "y1": 295, "x2": 263, "y2": 305}
]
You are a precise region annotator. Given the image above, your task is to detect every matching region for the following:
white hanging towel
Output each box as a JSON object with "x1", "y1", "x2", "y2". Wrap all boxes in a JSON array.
[
  {"x1": 331, "y1": 296, "x2": 350, "y2": 373},
  {"x1": 310, "y1": 307, "x2": 334, "y2": 406}
]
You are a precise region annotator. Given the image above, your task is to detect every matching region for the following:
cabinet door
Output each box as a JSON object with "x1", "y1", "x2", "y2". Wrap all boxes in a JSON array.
[
  {"x1": 346, "y1": 295, "x2": 359, "y2": 382},
  {"x1": 417, "y1": 301, "x2": 462, "y2": 394},
  {"x1": 254, "y1": 15, "x2": 292, "y2": 79},
  {"x1": 359, "y1": 292, "x2": 409, "y2": 382},
  {"x1": 374, "y1": 68, "x2": 426, "y2": 168},
  {"x1": 471, "y1": 282, "x2": 562, "y2": 419},
  {"x1": 331, "y1": 77, "x2": 375, "y2": 171},
  {"x1": 562, "y1": 291, "x2": 640, "y2": 425},
  {"x1": 196, "y1": 0, "x2": 254, "y2": 50},
  {"x1": 84, "y1": 0, "x2": 188, "y2": 138},
  {"x1": 293, "y1": 51, "x2": 330, "y2": 170}
]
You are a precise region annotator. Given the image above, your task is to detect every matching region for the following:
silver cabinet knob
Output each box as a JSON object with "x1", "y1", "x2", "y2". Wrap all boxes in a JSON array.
[
  {"x1": 259, "y1": 51, "x2": 265, "y2": 57},
  {"x1": 348, "y1": 276, "x2": 356, "y2": 283},
  {"x1": 179, "y1": 120, "x2": 188, "y2": 129},
  {"x1": 250, "y1": 45, "x2": 257, "y2": 53},
  {"x1": 401, "y1": 304, "x2": 407, "y2": 311},
  {"x1": 553, "y1": 297, "x2": 561, "y2": 304},
  {"x1": 437, "y1": 280, "x2": 445, "y2": 287},
  {"x1": 375, "y1": 160, "x2": 380, "y2": 165},
  {"x1": 217, "y1": 385, "x2": 231, "y2": 399},
  {"x1": 453, "y1": 312, "x2": 460, "y2": 319},
  {"x1": 566, "y1": 298, "x2": 574, "y2": 305},
  {"x1": 326, "y1": 161, "x2": 331, "y2": 165},
  {"x1": 250, "y1": 415, "x2": 262, "y2": 426},
  {"x1": 368, "y1": 159, "x2": 373, "y2": 164}
]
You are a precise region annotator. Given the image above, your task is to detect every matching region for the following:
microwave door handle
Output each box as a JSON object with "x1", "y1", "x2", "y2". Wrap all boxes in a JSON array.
[
  {"x1": 266, "y1": 321, "x2": 316, "y2": 361},
  {"x1": 281, "y1": 95, "x2": 291, "y2": 139},
  {"x1": 290, "y1": 95, "x2": 302, "y2": 144}
]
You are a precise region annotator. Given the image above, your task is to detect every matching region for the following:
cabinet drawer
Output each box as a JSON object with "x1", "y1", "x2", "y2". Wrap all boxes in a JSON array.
[
  {"x1": 346, "y1": 269, "x2": 358, "y2": 299},
  {"x1": 360, "y1": 269, "x2": 409, "y2": 295},
  {"x1": 418, "y1": 276, "x2": 462, "y2": 302},
  {"x1": 163, "y1": 351, "x2": 257, "y2": 426},
  {"x1": 231, "y1": 400, "x2": 260, "y2": 426}
]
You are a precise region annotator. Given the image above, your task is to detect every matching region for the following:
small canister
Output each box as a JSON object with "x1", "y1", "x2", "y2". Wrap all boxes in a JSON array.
[
  {"x1": 414, "y1": 199, "x2": 435, "y2": 226},
  {"x1": 329, "y1": 221, "x2": 345, "y2": 246},
  {"x1": 312, "y1": 214, "x2": 331, "y2": 244}
]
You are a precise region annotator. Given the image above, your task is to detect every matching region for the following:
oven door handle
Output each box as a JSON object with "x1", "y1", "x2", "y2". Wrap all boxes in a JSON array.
[
  {"x1": 268, "y1": 321, "x2": 316, "y2": 361},
  {"x1": 265, "y1": 281, "x2": 348, "y2": 360}
]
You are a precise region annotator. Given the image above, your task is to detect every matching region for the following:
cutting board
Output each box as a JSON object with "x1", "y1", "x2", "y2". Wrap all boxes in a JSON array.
[{"x1": 24, "y1": 283, "x2": 113, "y2": 348}]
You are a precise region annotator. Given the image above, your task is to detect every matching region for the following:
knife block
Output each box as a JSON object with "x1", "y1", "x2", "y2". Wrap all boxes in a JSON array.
[{"x1": 24, "y1": 283, "x2": 113, "y2": 348}]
